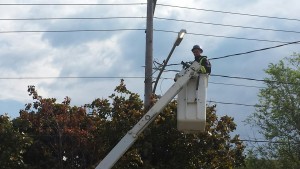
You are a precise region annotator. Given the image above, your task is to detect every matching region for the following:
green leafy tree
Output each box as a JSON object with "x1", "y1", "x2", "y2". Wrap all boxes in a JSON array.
[
  {"x1": 0, "y1": 114, "x2": 32, "y2": 169},
  {"x1": 247, "y1": 53, "x2": 300, "y2": 168}
]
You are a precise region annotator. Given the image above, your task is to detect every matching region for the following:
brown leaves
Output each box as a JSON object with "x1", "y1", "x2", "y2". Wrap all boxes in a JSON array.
[{"x1": 9, "y1": 80, "x2": 245, "y2": 168}]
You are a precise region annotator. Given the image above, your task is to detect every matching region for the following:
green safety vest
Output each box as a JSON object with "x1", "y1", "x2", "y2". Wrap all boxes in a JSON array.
[{"x1": 198, "y1": 56, "x2": 207, "y2": 74}]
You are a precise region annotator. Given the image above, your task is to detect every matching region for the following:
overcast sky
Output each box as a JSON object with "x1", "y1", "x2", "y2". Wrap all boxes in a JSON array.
[{"x1": 1, "y1": 0, "x2": 300, "y2": 142}]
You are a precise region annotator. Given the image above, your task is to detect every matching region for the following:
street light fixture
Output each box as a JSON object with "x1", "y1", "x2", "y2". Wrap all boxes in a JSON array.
[
  {"x1": 175, "y1": 29, "x2": 187, "y2": 46},
  {"x1": 153, "y1": 29, "x2": 187, "y2": 94}
]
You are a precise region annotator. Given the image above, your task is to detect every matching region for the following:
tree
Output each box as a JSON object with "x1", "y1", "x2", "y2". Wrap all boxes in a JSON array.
[
  {"x1": 0, "y1": 114, "x2": 32, "y2": 169},
  {"x1": 10, "y1": 80, "x2": 245, "y2": 168},
  {"x1": 13, "y1": 86, "x2": 105, "y2": 169},
  {"x1": 88, "y1": 79, "x2": 246, "y2": 168},
  {"x1": 140, "y1": 101, "x2": 245, "y2": 169},
  {"x1": 247, "y1": 53, "x2": 300, "y2": 168}
]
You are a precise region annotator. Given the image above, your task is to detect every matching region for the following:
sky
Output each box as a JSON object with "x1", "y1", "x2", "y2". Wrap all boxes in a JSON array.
[{"x1": 0, "y1": 0, "x2": 300, "y2": 144}]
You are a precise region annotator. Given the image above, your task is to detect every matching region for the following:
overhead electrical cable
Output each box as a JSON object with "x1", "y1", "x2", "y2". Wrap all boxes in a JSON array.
[
  {"x1": 0, "y1": 3, "x2": 146, "y2": 6},
  {"x1": 167, "y1": 73, "x2": 299, "y2": 86},
  {"x1": 0, "y1": 74, "x2": 294, "y2": 85},
  {"x1": 154, "y1": 17, "x2": 300, "y2": 34},
  {"x1": 210, "y1": 40, "x2": 300, "y2": 60},
  {"x1": 210, "y1": 74, "x2": 270, "y2": 83},
  {"x1": 156, "y1": 4, "x2": 300, "y2": 22},
  {"x1": 210, "y1": 74, "x2": 300, "y2": 88},
  {"x1": 2, "y1": 16, "x2": 299, "y2": 35},
  {"x1": 0, "y1": 76, "x2": 145, "y2": 80},
  {"x1": 0, "y1": 73, "x2": 296, "y2": 89},
  {"x1": 0, "y1": 16, "x2": 146, "y2": 21},
  {"x1": 1, "y1": 3, "x2": 298, "y2": 22},
  {"x1": 239, "y1": 139, "x2": 300, "y2": 144},
  {"x1": 0, "y1": 28, "x2": 291, "y2": 44},
  {"x1": 208, "y1": 101, "x2": 258, "y2": 107},
  {"x1": 0, "y1": 28, "x2": 145, "y2": 34},
  {"x1": 155, "y1": 29, "x2": 290, "y2": 43},
  {"x1": 164, "y1": 39, "x2": 300, "y2": 66},
  {"x1": 209, "y1": 81, "x2": 264, "y2": 89}
]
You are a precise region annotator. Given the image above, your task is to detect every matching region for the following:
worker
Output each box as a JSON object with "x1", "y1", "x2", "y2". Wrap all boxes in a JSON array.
[{"x1": 191, "y1": 45, "x2": 211, "y2": 74}]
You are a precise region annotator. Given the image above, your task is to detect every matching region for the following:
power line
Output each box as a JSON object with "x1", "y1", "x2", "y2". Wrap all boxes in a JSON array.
[
  {"x1": 2, "y1": 16, "x2": 298, "y2": 36},
  {"x1": 210, "y1": 40, "x2": 300, "y2": 60},
  {"x1": 0, "y1": 74, "x2": 270, "y2": 83},
  {"x1": 0, "y1": 28, "x2": 145, "y2": 34},
  {"x1": 163, "y1": 40, "x2": 300, "y2": 64},
  {"x1": 159, "y1": 73, "x2": 298, "y2": 86},
  {"x1": 154, "y1": 17, "x2": 300, "y2": 34},
  {"x1": 155, "y1": 29, "x2": 290, "y2": 43},
  {"x1": 155, "y1": 75, "x2": 265, "y2": 88},
  {"x1": 0, "y1": 3, "x2": 146, "y2": 6},
  {"x1": 0, "y1": 75, "x2": 273, "y2": 108},
  {"x1": 0, "y1": 77, "x2": 263, "y2": 108},
  {"x1": 208, "y1": 100, "x2": 257, "y2": 107},
  {"x1": 211, "y1": 74, "x2": 267, "y2": 82},
  {"x1": 156, "y1": 4, "x2": 300, "y2": 22},
  {"x1": 0, "y1": 27, "x2": 291, "y2": 44},
  {"x1": 1, "y1": 74, "x2": 296, "y2": 86},
  {"x1": 209, "y1": 81, "x2": 264, "y2": 89},
  {"x1": 156, "y1": 69, "x2": 272, "y2": 88},
  {"x1": 0, "y1": 16, "x2": 145, "y2": 21},
  {"x1": 1, "y1": 3, "x2": 298, "y2": 23},
  {"x1": 0, "y1": 76, "x2": 145, "y2": 80},
  {"x1": 240, "y1": 139, "x2": 300, "y2": 144}
]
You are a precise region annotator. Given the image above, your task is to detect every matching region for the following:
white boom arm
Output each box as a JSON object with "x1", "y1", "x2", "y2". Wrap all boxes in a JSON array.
[{"x1": 95, "y1": 61, "x2": 200, "y2": 169}]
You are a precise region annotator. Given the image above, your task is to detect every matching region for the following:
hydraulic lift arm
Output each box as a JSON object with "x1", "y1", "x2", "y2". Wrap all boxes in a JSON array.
[{"x1": 95, "y1": 61, "x2": 200, "y2": 169}]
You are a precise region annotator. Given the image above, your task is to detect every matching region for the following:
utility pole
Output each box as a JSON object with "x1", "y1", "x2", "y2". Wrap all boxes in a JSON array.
[{"x1": 144, "y1": 0, "x2": 155, "y2": 110}]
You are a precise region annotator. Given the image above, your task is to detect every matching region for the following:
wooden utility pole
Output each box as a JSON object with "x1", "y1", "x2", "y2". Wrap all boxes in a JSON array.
[{"x1": 144, "y1": 0, "x2": 154, "y2": 110}]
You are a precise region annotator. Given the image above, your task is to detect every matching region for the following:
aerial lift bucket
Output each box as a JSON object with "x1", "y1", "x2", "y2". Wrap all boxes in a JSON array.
[{"x1": 177, "y1": 73, "x2": 208, "y2": 133}]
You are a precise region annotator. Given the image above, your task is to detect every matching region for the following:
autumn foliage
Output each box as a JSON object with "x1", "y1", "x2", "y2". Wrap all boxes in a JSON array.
[{"x1": 1, "y1": 80, "x2": 245, "y2": 169}]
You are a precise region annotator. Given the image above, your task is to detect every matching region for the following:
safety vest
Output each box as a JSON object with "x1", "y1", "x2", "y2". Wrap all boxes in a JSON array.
[{"x1": 198, "y1": 56, "x2": 207, "y2": 74}]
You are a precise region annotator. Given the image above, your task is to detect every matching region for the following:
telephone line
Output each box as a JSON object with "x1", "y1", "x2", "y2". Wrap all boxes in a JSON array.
[
  {"x1": 0, "y1": 28, "x2": 291, "y2": 44},
  {"x1": 0, "y1": 76, "x2": 145, "y2": 80},
  {"x1": 154, "y1": 17, "x2": 300, "y2": 34},
  {"x1": 164, "y1": 40, "x2": 299, "y2": 64},
  {"x1": 0, "y1": 16, "x2": 145, "y2": 21},
  {"x1": 211, "y1": 74, "x2": 271, "y2": 83},
  {"x1": 157, "y1": 4, "x2": 300, "y2": 22},
  {"x1": 0, "y1": 28, "x2": 145, "y2": 34},
  {"x1": 240, "y1": 139, "x2": 300, "y2": 144},
  {"x1": 0, "y1": 3, "x2": 146, "y2": 6},
  {"x1": 155, "y1": 29, "x2": 290, "y2": 43},
  {"x1": 2, "y1": 16, "x2": 299, "y2": 35},
  {"x1": 160, "y1": 73, "x2": 298, "y2": 86},
  {"x1": 0, "y1": 74, "x2": 268, "y2": 82},
  {"x1": 1, "y1": 3, "x2": 298, "y2": 22},
  {"x1": 210, "y1": 40, "x2": 300, "y2": 60},
  {"x1": 208, "y1": 100, "x2": 257, "y2": 107},
  {"x1": 209, "y1": 81, "x2": 264, "y2": 89},
  {"x1": 0, "y1": 74, "x2": 296, "y2": 86}
]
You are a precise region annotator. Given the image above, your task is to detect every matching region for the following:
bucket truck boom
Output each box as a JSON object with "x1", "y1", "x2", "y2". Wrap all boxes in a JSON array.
[{"x1": 95, "y1": 61, "x2": 202, "y2": 169}]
